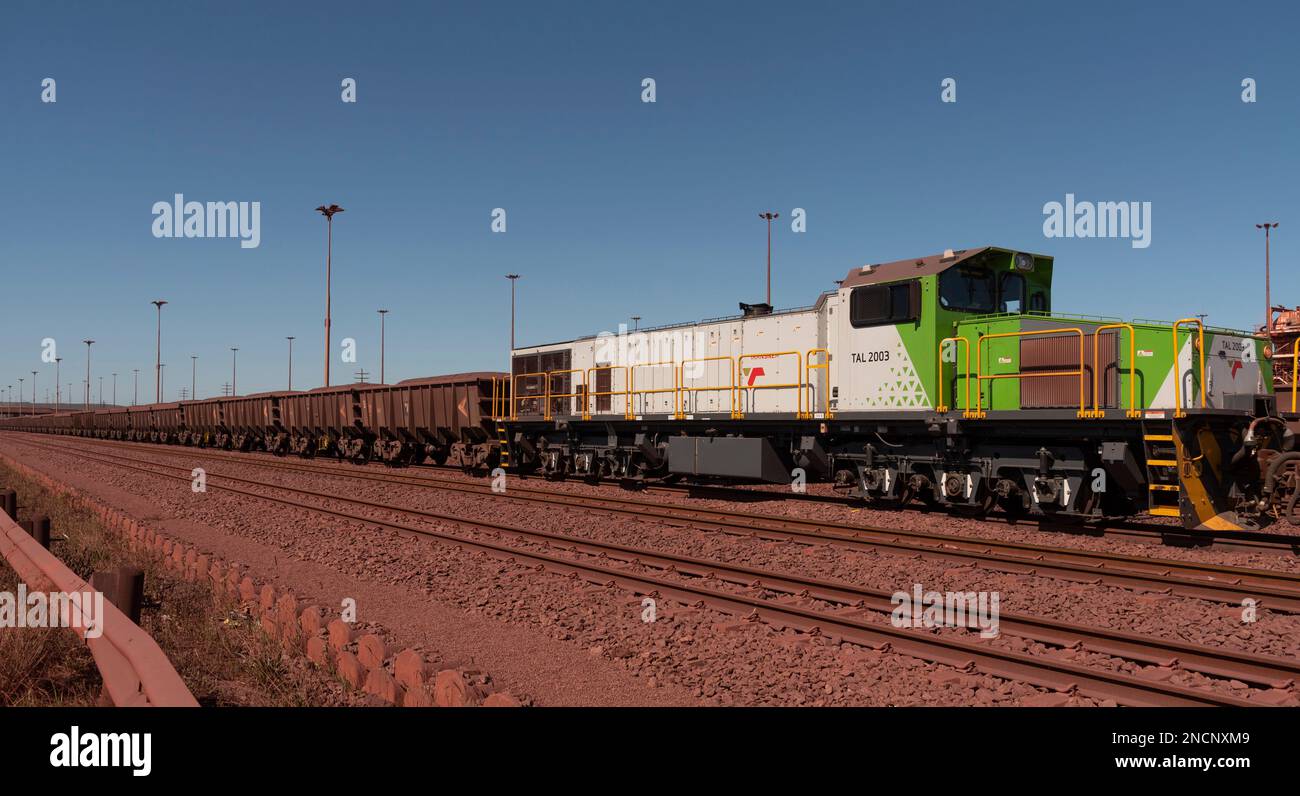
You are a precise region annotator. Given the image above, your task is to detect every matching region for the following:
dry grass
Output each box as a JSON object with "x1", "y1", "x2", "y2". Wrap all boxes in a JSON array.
[{"x1": 0, "y1": 462, "x2": 356, "y2": 706}]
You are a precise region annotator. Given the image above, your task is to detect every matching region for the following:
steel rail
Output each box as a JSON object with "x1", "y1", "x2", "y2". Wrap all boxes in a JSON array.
[
  {"x1": 11, "y1": 434, "x2": 1300, "y2": 614},
  {"x1": 8, "y1": 442, "x2": 1268, "y2": 707},
  {"x1": 14, "y1": 431, "x2": 1298, "y2": 554}
]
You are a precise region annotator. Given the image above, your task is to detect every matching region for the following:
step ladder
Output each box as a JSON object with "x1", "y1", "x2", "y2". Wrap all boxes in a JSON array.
[
  {"x1": 1141, "y1": 425, "x2": 1180, "y2": 518},
  {"x1": 495, "y1": 419, "x2": 510, "y2": 470}
]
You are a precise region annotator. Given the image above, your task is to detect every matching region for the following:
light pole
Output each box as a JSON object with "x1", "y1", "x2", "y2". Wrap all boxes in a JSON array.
[
  {"x1": 152, "y1": 299, "x2": 167, "y2": 402},
  {"x1": 191, "y1": 356, "x2": 197, "y2": 401},
  {"x1": 112, "y1": 372, "x2": 117, "y2": 405},
  {"x1": 1257, "y1": 222, "x2": 1279, "y2": 334},
  {"x1": 231, "y1": 347, "x2": 238, "y2": 396},
  {"x1": 315, "y1": 204, "x2": 344, "y2": 387},
  {"x1": 54, "y1": 357, "x2": 61, "y2": 411},
  {"x1": 133, "y1": 369, "x2": 139, "y2": 406},
  {"x1": 17, "y1": 379, "x2": 23, "y2": 415},
  {"x1": 98, "y1": 376, "x2": 103, "y2": 406},
  {"x1": 83, "y1": 339, "x2": 94, "y2": 410},
  {"x1": 286, "y1": 336, "x2": 295, "y2": 390},
  {"x1": 377, "y1": 310, "x2": 389, "y2": 384},
  {"x1": 31, "y1": 371, "x2": 37, "y2": 413},
  {"x1": 759, "y1": 212, "x2": 779, "y2": 306},
  {"x1": 506, "y1": 274, "x2": 520, "y2": 350},
  {"x1": 159, "y1": 364, "x2": 164, "y2": 400},
  {"x1": 631, "y1": 315, "x2": 641, "y2": 331}
]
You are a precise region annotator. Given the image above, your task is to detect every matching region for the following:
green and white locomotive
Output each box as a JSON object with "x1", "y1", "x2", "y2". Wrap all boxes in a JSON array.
[{"x1": 504, "y1": 246, "x2": 1294, "y2": 530}]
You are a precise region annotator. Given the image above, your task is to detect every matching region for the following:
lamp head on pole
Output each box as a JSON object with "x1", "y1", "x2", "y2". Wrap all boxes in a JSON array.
[{"x1": 316, "y1": 204, "x2": 345, "y2": 219}]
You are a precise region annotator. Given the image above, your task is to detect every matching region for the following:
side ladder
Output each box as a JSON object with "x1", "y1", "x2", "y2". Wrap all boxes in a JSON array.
[
  {"x1": 495, "y1": 419, "x2": 510, "y2": 470},
  {"x1": 1142, "y1": 425, "x2": 1180, "y2": 518}
]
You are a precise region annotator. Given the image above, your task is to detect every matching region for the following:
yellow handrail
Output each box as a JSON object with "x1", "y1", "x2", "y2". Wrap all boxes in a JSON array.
[
  {"x1": 511, "y1": 372, "x2": 548, "y2": 420},
  {"x1": 629, "y1": 361, "x2": 681, "y2": 417},
  {"x1": 584, "y1": 365, "x2": 632, "y2": 420},
  {"x1": 936, "y1": 336, "x2": 971, "y2": 414},
  {"x1": 804, "y1": 348, "x2": 834, "y2": 418},
  {"x1": 1087, "y1": 323, "x2": 1139, "y2": 418},
  {"x1": 1171, "y1": 318, "x2": 1206, "y2": 417},
  {"x1": 737, "y1": 351, "x2": 803, "y2": 419},
  {"x1": 972, "y1": 327, "x2": 1087, "y2": 419},
  {"x1": 542, "y1": 369, "x2": 585, "y2": 421},
  {"x1": 677, "y1": 356, "x2": 739, "y2": 419},
  {"x1": 1290, "y1": 343, "x2": 1298, "y2": 414}
]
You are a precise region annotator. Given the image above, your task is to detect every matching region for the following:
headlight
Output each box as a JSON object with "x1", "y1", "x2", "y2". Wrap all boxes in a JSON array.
[{"x1": 1014, "y1": 252, "x2": 1035, "y2": 271}]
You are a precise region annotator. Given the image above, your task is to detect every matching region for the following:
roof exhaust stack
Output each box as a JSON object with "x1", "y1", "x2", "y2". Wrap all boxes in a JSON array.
[{"x1": 739, "y1": 302, "x2": 773, "y2": 317}]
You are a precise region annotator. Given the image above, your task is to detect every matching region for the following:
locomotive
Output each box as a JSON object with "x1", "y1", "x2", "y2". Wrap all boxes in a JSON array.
[{"x1": 503, "y1": 246, "x2": 1297, "y2": 531}]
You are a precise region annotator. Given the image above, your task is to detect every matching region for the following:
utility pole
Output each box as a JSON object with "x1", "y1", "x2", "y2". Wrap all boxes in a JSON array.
[
  {"x1": 191, "y1": 356, "x2": 197, "y2": 401},
  {"x1": 152, "y1": 299, "x2": 167, "y2": 402},
  {"x1": 83, "y1": 339, "x2": 94, "y2": 410},
  {"x1": 315, "y1": 204, "x2": 344, "y2": 387},
  {"x1": 231, "y1": 347, "x2": 238, "y2": 396},
  {"x1": 377, "y1": 309, "x2": 389, "y2": 384},
  {"x1": 133, "y1": 369, "x2": 139, "y2": 406},
  {"x1": 54, "y1": 357, "x2": 61, "y2": 411},
  {"x1": 1257, "y1": 222, "x2": 1279, "y2": 334},
  {"x1": 286, "y1": 336, "x2": 295, "y2": 390},
  {"x1": 759, "y1": 212, "x2": 779, "y2": 306},
  {"x1": 506, "y1": 274, "x2": 520, "y2": 350},
  {"x1": 112, "y1": 372, "x2": 117, "y2": 405}
]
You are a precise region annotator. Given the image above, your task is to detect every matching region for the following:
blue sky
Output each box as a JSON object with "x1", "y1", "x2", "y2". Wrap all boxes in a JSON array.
[{"x1": 1, "y1": 1, "x2": 1295, "y2": 403}]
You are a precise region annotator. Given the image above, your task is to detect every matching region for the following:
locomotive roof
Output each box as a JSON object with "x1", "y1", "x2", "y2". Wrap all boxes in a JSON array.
[{"x1": 840, "y1": 245, "x2": 1049, "y2": 289}]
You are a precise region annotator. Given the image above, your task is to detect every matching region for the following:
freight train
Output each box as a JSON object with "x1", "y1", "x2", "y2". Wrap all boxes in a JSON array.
[
  {"x1": 4, "y1": 246, "x2": 1299, "y2": 532},
  {"x1": 0, "y1": 373, "x2": 504, "y2": 471}
]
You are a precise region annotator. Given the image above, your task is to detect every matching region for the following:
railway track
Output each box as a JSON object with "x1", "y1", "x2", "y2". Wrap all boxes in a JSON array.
[
  {"x1": 2, "y1": 434, "x2": 1296, "y2": 707},
  {"x1": 10, "y1": 431, "x2": 1297, "y2": 554},
  {"x1": 11, "y1": 434, "x2": 1300, "y2": 613}
]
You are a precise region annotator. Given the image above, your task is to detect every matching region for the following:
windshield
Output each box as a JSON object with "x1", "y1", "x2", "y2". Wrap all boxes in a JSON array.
[{"x1": 939, "y1": 267, "x2": 996, "y2": 313}]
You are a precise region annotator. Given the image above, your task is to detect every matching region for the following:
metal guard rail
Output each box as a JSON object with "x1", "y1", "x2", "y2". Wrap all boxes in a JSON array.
[
  {"x1": 940, "y1": 319, "x2": 1204, "y2": 419},
  {"x1": 505, "y1": 348, "x2": 835, "y2": 420},
  {"x1": 0, "y1": 512, "x2": 197, "y2": 707}
]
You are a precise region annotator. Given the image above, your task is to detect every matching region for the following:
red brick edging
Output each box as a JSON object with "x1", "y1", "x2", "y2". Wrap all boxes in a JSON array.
[{"x1": 0, "y1": 453, "x2": 521, "y2": 708}]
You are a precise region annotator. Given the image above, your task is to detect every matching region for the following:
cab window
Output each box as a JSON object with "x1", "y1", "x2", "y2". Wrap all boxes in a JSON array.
[
  {"x1": 1030, "y1": 290, "x2": 1049, "y2": 313},
  {"x1": 999, "y1": 272, "x2": 1026, "y2": 313},
  {"x1": 938, "y1": 267, "x2": 996, "y2": 313},
  {"x1": 850, "y1": 280, "x2": 918, "y2": 327}
]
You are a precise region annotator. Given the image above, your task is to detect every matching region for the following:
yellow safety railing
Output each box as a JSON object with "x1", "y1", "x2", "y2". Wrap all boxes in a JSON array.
[
  {"x1": 736, "y1": 351, "x2": 803, "y2": 420},
  {"x1": 510, "y1": 372, "x2": 547, "y2": 420},
  {"x1": 936, "y1": 336, "x2": 971, "y2": 415},
  {"x1": 1291, "y1": 344, "x2": 1298, "y2": 413},
  {"x1": 803, "y1": 348, "x2": 834, "y2": 419},
  {"x1": 630, "y1": 361, "x2": 681, "y2": 417},
  {"x1": 1083, "y1": 323, "x2": 1139, "y2": 418},
  {"x1": 1171, "y1": 318, "x2": 1206, "y2": 418},
  {"x1": 543, "y1": 369, "x2": 586, "y2": 421},
  {"x1": 584, "y1": 365, "x2": 632, "y2": 420},
  {"x1": 677, "y1": 357, "x2": 739, "y2": 419},
  {"x1": 509, "y1": 348, "x2": 832, "y2": 421},
  {"x1": 971, "y1": 327, "x2": 1087, "y2": 419},
  {"x1": 491, "y1": 375, "x2": 510, "y2": 420}
]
